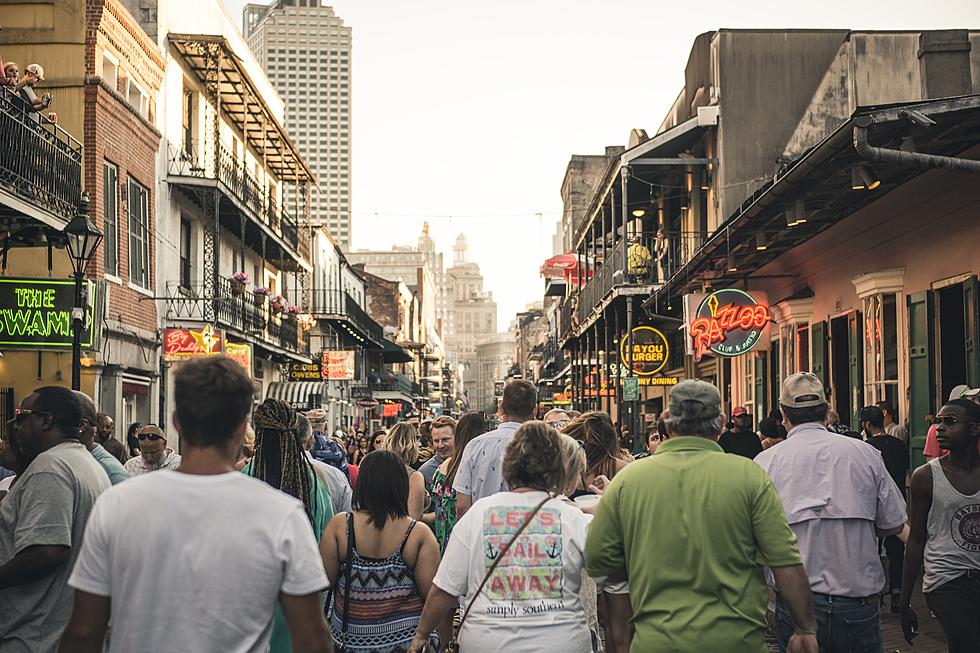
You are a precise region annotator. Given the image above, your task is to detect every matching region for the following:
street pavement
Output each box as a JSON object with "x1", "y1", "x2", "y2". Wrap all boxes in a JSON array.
[{"x1": 880, "y1": 584, "x2": 947, "y2": 653}]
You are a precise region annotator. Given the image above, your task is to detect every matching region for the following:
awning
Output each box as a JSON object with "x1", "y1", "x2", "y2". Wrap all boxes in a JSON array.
[
  {"x1": 538, "y1": 364, "x2": 571, "y2": 385},
  {"x1": 380, "y1": 338, "x2": 413, "y2": 363},
  {"x1": 372, "y1": 390, "x2": 414, "y2": 404},
  {"x1": 621, "y1": 105, "x2": 719, "y2": 165},
  {"x1": 265, "y1": 381, "x2": 324, "y2": 410}
]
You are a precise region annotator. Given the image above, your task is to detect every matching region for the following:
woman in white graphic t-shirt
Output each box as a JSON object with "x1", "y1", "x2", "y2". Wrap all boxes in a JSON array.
[{"x1": 406, "y1": 421, "x2": 594, "y2": 653}]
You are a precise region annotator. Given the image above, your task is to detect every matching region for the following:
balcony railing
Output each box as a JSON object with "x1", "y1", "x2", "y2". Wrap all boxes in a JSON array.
[
  {"x1": 575, "y1": 231, "x2": 707, "y2": 322},
  {"x1": 0, "y1": 88, "x2": 83, "y2": 225},
  {"x1": 311, "y1": 289, "x2": 385, "y2": 345},
  {"x1": 164, "y1": 279, "x2": 304, "y2": 354},
  {"x1": 368, "y1": 372, "x2": 419, "y2": 397},
  {"x1": 167, "y1": 141, "x2": 302, "y2": 252}
]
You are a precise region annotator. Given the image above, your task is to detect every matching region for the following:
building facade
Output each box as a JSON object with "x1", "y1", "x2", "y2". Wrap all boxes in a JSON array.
[
  {"x1": 472, "y1": 332, "x2": 517, "y2": 414},
  {"x1": 554, "y1": 28, "x2": 980, "y2": 465},
  {"x1": 243, "y1": 0, "x2": 352, "y2": 247},
  {"x1": 0, "y1": 0, "x2": 164, "y2": 433}
]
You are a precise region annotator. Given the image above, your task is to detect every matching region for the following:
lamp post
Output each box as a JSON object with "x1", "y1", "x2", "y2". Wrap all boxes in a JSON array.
[{"x1": 63, "y1": 192, "x2": 102, "y2": 391}]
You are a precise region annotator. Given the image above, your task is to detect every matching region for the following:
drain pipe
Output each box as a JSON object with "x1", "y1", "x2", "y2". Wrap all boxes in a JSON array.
[{"x1": 853, "y1": 115, "x2": 980, "y2": 174}]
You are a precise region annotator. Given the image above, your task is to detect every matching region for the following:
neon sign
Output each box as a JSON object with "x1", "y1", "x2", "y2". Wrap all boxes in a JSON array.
[
  {"x1": 0, "y1": 278, "x2": 98, "y2": 349},
  {"x1": 619, "y1": 326, "x2": 670, "y2": 376},
  {"x1": 163, "y1": 325, "x2": 224, "y2": 362},
  {"x1": 689, "y1": 289, "x2": 770, "y2": 361}
]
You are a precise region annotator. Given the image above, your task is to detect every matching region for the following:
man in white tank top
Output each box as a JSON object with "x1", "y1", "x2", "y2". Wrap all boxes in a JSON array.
[{"x1": 901, "y1": 398, "x2": 980, "y2": 652}]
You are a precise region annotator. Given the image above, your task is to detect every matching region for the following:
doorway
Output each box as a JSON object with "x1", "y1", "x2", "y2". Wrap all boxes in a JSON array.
[
  {"x1": 937, "y1": 283, "x2": 967, "y2": 400},
  {"x1": 830, "y1": 316, "x2": 851, "y2": 423}
]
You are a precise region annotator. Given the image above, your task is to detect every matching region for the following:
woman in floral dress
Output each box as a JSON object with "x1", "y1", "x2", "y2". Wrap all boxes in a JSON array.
[{"x1": 429, "y1": 412, "x2": 487, "y2": 553}]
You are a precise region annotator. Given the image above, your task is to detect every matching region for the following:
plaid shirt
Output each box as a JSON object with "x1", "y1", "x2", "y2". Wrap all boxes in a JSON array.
[{"x1": 123, "y1": 449, "x2": 181, "y2": 476}]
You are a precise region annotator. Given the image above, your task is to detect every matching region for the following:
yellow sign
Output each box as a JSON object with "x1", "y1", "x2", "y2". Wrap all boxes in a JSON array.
[
  {"x1": 619, "y1": 326, "x2": 669, "y2": 376},
  {"x1": 224, "y1": 342, "x2": 252, "y2": 377}
]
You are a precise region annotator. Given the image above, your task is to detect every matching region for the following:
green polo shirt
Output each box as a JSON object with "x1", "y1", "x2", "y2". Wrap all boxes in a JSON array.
[{"x1": 586, "y1": 436, "x2": 801, "y2": 653}]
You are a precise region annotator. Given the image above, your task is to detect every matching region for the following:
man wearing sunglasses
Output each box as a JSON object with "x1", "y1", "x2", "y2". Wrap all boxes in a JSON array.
[
  {"x1": 0, "y1": 386, "x2": 109, "y2": 651},
  {"x1": 123, "y1": 425, "x2": 181, "y2": 477},
  {"x1": 901, "y1": 398, "x2": 980, "y2": 652}
]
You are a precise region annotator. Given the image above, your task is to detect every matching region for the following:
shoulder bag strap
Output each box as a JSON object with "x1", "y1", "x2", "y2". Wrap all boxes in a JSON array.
[
  {"x1": 340, "y1": 512, "x2": 354, "y2": 651},
  {"x1": 457, "y1": 492, "x2": 555, "y2": 629}
]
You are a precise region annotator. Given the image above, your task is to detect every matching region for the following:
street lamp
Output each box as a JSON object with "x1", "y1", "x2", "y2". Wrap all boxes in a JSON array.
[{"x1": 63, "y1": 192, "x2": 102, "y2": 391}]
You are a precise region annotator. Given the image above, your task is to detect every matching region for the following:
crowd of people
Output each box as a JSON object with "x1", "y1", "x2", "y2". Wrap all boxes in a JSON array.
[{"x1": 0, "y1": 356, "x2": 977, "y2": 652}]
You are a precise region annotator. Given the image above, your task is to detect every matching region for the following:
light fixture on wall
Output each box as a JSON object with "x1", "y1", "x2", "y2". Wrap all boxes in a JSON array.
[
  {"x1": 726, "y1": 253, "x2": 737, "y2": 273},
  {"x1": 631, "y1": 206, "x2": 647, "y2": 217},
  {"x1": 785, "y1": 199, "x2": 807, "y2": 227},
  {"x1": 755, "y1": 232, "x2": 768, "y2": 251},
  {"x1": 851, "y1": 164, "x2": 881, "y2": 190}
]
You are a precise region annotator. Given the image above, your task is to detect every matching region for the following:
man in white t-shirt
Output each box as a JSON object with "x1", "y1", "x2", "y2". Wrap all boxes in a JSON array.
[{"x1": 59, "y1": 356, "x2": 332, "y2": 653}]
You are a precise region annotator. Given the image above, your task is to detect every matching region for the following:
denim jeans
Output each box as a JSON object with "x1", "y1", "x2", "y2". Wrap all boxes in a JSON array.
[{"x1": 775, "y1": 592, "x2": 883, "y2": 653}]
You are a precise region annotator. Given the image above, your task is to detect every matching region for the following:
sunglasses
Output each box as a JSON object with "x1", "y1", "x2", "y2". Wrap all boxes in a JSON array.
[
  {"x1": 547, "y1": 420, "x2": 570, "y2": 429},
  {"x1": 14, "y1": 408, "x2": 51, "y2": 425},
  {"x1": 138, "y1": 433, "x2": 164, "y2": 441}
]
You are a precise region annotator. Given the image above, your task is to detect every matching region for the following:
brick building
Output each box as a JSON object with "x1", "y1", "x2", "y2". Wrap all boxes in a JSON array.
[
  {"x1": 0, "y1": 0, "x2": 163, "y2": 432},
  {"x1": 85, "y1": 0, "x2": 165, "y2": 427}
]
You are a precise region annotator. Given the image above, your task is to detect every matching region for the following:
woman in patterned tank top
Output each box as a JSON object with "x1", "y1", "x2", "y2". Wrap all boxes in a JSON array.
[{"x1": 320, "y1": 450, "x2": 441, "y2": 652}]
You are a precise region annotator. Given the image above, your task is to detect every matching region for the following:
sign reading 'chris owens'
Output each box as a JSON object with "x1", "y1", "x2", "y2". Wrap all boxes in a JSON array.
[{"x1": 0, "y1": 278, "x2": 97, "y2": 349}]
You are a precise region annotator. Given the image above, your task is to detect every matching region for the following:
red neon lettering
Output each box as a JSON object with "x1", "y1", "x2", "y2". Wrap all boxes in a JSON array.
[{"x1": 689, "y1": 303, "x2": 771, "y2": 359}]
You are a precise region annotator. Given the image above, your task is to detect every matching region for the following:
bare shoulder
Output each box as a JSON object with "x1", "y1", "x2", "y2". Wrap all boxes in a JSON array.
[{"x1": 909, "y1": 462, "x2": 934, "y2": 493}]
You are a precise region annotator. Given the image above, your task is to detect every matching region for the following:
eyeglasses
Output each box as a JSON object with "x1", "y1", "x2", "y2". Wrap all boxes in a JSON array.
[
  {"x1": 138, "y1": 433, "x2": 164, "y2": 441},
  {"x1": 546, "y1": 420, "x2": 570, "y2": 429},
  {"x1": 932, "y1": 415, "x2": 980, "y2": 426},
  {"x1": 14, "y1": 408, "x2": 51, "y2": 425}
]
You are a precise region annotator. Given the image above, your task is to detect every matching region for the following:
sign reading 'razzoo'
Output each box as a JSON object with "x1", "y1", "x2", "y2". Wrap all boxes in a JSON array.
[
  {"x1": 686, "y1": 289, "x2": 771, "y2": 361},
  {"x1": 0, "y1": 278, "x2": 98, "y2": 349}
]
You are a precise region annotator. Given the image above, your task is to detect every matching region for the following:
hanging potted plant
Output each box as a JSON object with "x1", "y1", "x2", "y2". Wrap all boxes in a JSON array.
[
  {"x1": 270, "y1": 294, "x2": 287, "y2": 316},
  {"x1": 253, "y1": 286, "x2": 271, "y2": 305},
  {"x1": 285, "y1": 305, "x2": 302, "y2": 322},
  {"x1": 229, "y1": 272, "x2": 249, "y2": 296}
]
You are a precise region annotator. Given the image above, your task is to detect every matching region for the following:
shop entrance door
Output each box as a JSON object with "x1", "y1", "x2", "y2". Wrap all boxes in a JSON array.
[
  {"x1": 830, "y1": 315, "x2": 851, "y2": 427},
  {"x1": 937, "y1": 283, "x2": 967, "y2": 400}
]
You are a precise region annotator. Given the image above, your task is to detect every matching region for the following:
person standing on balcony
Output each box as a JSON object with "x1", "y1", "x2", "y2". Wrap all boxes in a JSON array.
[
  {"x1": 2, "y1": 62, "x2": 18, "y2": 87},
  {"x1": 452, "y1": 379, "x2": 537, "y2": 519},
  {"x1": 14, "y1": 64, "x2": 50, "y2": 115},
  {"x1": 626, "y1": 235, "x2": 652, "y2": 282}
]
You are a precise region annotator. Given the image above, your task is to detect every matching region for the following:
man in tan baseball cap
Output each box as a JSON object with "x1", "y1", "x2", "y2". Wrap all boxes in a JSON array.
[
  {"x1": 123, "y1": 424, "x2": 182, "y2": 476},
  {"x1": 756, "y1": 372, "x2": 907, "y2": 652}
]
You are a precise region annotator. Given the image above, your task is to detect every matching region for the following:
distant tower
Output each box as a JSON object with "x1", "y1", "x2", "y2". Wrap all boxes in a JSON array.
[
  {"x1": 243, "y1": 0, "x2": 352, "y2": 247},
  {"x1": 418, "y1": 221, "x2": 434, "y2": 254},
  {"x1": 453, "y1": 233, "x2": 468, "y2": 265}
]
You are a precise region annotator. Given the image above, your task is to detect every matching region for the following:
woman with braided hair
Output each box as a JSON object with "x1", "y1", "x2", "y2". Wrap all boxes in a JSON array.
[{"x1": 242, "y1": 398, "x2": 334, "y2": 653}]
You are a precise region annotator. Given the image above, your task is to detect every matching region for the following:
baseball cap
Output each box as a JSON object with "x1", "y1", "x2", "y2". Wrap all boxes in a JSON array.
[
  {"x1": 305, "y1": 409, "x2": 327, "y2": 422},
  {"x1": 948, "y1": 384, "x2": 980, "y2": 401},
  {"x1": 138, "y1": 424, "x2": 165, "y2": 438},
  {"x1": 732, "y1": 406, "x2": 748, "y2": 417},
  {"x1": 780, "y1": 372, "x2": 827, "y2": 408},
  {"x1": 669, "y1": 380, "x2": 722, "y2": 421},
  {"x1": 26, "y1": 64, "x2": 44, "y2": 80}
]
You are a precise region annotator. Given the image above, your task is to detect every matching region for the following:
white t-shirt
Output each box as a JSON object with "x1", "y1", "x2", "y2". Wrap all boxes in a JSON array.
[
  {"x1": 69, "y1": 470, "x2": 329, "y2": 653},
  {"x1": 433, "y1": 491, "x2": 593, "y2": 653}
]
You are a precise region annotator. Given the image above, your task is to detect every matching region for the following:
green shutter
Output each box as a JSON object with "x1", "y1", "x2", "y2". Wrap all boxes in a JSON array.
[
  {"x1": 907, "y1": 291, "x2": 934, "y2": 469},
  {"x1": 811, "y1": 320, "x2": 827, "y2": 389},
  {"x1": 964, "y1": 276, "x2": 979, "y2": 388},
  {"x1": 848, "y1": 312, "x2": 864, "y2": 430},
  {"x1": 754, "y1": 353, "x2": 767, "y2": 420}
]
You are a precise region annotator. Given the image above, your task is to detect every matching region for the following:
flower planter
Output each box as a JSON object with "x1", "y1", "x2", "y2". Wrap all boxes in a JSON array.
[
  {"x1": 255, "y1": 293, "x2": 268, "y2": 305},
  {"x1": 230, "y1": 280, "x2": 246, "y2": 296}
]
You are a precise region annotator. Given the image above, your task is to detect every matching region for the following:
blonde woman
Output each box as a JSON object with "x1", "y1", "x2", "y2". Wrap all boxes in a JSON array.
[{"x1": 383, "y1": 422, "x2": 426, "y2": 519}]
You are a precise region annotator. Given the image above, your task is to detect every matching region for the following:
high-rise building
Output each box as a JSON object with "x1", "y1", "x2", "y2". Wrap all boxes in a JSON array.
[{"x1": 243, "y1": 0, "x2": 352, "y2": 247}]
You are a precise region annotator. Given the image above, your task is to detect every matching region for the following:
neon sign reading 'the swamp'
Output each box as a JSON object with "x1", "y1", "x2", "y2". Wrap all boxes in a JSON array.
[
  {"x1": 689, "y1": 289, "x2": 770, "y2": 361},
  {"x1": 0, "y1": 278, "x2": 97, "y2": 349}
]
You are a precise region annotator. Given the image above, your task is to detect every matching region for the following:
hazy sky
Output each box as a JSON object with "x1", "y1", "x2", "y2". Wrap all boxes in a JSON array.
[{"x1": 223, "y1": 0, "x2": 979, "y2": 328}]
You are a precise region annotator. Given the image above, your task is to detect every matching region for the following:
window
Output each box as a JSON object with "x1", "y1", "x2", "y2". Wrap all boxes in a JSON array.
[
  {"x1": 102, "y1": 53, "x2": 118, "y2": 92},
  {"x1": 182, "y1": 88, "x2": 195, "y2": 156},
  {"x1": 103, "y1": 162, "x2": 119, "y2": 276},
  {"x1": 126, "y1": 78, "x2": 149, "y2": 118},
  {"x1": 127, "y1": 178, "x2": 150, "y2": 288},
  {"x1": 863, "y1": 293, "x2": 900, "y2": 411},
  {"x1": 179, "y1": 218, "x2": 192, "y2": 289}
]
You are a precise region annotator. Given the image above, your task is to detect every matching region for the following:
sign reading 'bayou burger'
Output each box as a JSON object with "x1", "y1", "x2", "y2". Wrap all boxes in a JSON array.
[
  {"x1": 687, "y1": 289, "x2": 771, "y2": 361},
  {"x1": 619, "y1": 326, "x2": 670, "y2": 376}
]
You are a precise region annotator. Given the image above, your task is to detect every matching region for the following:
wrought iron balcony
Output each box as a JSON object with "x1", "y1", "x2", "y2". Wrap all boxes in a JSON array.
[
  {"x1": 368, "y1": 372, "x2": 420, "y2": 397},
  {"x1": 164, "y1": 278, "x2": 305, "y2": 355},
  {"x1": 311, "y1": 289, "x2": 384, "y2": 347},
  {"x1": 167, "y1": 141, "x2": 305, "y2": 259},
  {"x1": 0, "y1": 88, "x2": 83, "y2": 229},
  {"x1": 575, "y1": 230, "x2": 707, "y2": 323}
]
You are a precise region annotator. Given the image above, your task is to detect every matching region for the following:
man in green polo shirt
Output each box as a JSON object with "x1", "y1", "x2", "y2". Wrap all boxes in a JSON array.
[{"x1": 586, "y1": 379, "x2": 818, "y2": 653}]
